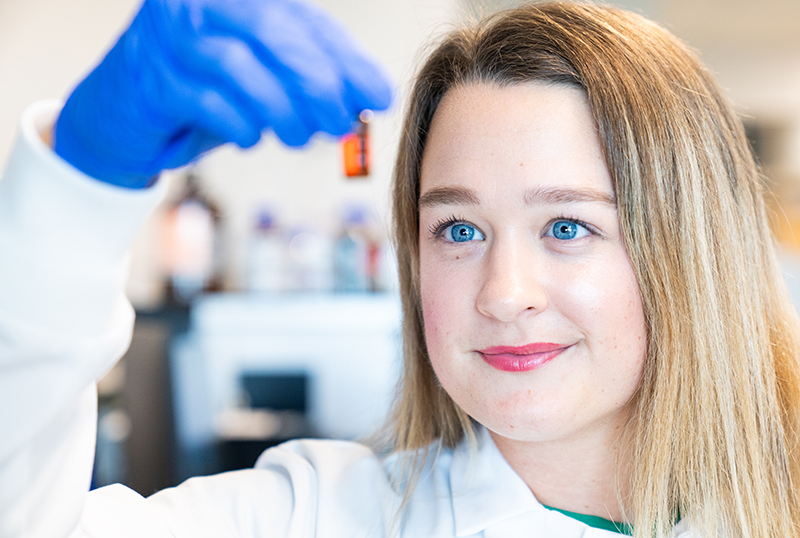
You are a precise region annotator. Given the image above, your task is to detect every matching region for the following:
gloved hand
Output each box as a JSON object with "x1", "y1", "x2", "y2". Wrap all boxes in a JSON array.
[{"x1": 54, "y1": 0, "x2": 393, "y2": 189}]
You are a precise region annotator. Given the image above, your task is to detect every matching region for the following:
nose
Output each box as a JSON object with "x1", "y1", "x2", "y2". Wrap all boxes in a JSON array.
[{"x1": 475, "y1": 237, "x2": 548, "y2": 323}]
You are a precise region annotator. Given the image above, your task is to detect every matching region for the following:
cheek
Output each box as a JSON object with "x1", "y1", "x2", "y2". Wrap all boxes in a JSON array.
[
  {"x1": 419, "y1": 250, "x2": 477, "y2": 363},
  {"x1": 555, "y1": 257, "x2": 647, "y2": 362},
  {"x1": 419, "y1": 255, "x2": 449, "y2": 354},
  {"x1": 602, "y1": 266, "x2": 646, "y2": 356},
  {"x1": 420, "y1": 274, "x2": 457, "y2": 392},
  {"x1": 604, "y1": 275, "x2": 647, "y2": 389}
]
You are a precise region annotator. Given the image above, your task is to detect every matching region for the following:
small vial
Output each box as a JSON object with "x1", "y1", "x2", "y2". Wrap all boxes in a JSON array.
[{"x1": 342, "y1": 110, "x2": 373, "y2": 178}]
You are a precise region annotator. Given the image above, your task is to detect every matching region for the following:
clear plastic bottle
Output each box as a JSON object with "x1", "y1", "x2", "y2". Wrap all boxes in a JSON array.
[
  {"x1": 287, "y1": 227, "x2": 333, "y2": 292},
  {"x1": 334, "y1": 206, "x2": 371, "y2": 293},
  {"x1": 247, "y1": 209, "x2": 286, "y2": 293}
]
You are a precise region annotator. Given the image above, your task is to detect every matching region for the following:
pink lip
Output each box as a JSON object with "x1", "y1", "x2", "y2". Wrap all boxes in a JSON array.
[{"x1": 477, "y1": 342, "x2": 571, "y2": 372}]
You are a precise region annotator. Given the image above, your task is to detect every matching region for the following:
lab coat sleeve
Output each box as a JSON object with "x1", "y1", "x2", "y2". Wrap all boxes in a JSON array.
[
  {"x1": 74, "y1": 455, "x2": 304, "y2": 538},
  {"x1": 69, "y1": 439, "x2": 390, "y2": 538},
  {"x1": 0, "y1": 100, "x2": 167, "y2": 538}
]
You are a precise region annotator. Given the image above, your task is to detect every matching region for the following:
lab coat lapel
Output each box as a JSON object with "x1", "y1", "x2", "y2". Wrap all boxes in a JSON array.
[
  {"x1": 449, "y1": 427, "x2": 539, "y2": 536},
  {"x1": 449, "y1": 428, "x2": 627, "y2": 538}
]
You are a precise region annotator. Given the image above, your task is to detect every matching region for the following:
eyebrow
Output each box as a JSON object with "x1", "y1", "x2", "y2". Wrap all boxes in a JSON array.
[
  {"x1": 524, "y1": 186, "x2": 616, "y2": 207},
  {"x1": 418, "y1": 186, "x2": 481, "y2": 208},
  {"x1": 418, "y1": 185, "x2": 616, "y2": 208}
]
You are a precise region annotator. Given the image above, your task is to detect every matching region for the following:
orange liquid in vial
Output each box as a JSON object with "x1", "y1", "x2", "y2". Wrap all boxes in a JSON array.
[{"x1": 342, "y1": 112, "x2": 371, "y2": 178}]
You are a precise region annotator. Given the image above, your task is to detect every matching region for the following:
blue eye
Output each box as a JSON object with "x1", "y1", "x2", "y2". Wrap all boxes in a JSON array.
[
  {"x1": 549, "y1": 219, "x2": 589, "y2": 240},
  {"x1": 445, "y1": 223, "x2": 484, "y2": 242}
]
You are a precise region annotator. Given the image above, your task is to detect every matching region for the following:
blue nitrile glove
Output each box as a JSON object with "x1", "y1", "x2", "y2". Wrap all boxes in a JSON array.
[{"x1": 54, "y1": 0, "x2": 393, "y2": 189}]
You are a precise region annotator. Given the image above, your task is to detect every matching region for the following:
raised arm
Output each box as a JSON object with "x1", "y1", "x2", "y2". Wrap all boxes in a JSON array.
[{"x1": 0, "y1": 1, "x2": 391, "y2": 536}]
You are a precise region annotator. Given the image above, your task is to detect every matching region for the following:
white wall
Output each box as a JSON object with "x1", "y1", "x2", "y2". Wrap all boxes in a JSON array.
[{"x1": 0, "y1": 0, "x2": 141, "y2": 163}]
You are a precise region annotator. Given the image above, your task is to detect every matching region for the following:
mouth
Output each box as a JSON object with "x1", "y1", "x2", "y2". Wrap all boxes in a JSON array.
[{"x1": 477, "y1": 342, "x2": 572, "y2": 372}]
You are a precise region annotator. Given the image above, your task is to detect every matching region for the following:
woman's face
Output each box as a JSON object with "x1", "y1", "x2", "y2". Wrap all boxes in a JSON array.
[{"x1": 418, "y1": 82, "x2": 647, "y2": 447}]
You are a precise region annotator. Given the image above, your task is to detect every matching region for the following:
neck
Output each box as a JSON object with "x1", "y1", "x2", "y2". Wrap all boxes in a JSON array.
[{"x1": 489, "y1": 420, "x2": 633, "y2": 523}]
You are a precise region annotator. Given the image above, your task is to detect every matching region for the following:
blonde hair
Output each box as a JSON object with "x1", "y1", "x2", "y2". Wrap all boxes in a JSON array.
[{"x1": 387, "y1": 2, "x2": 800, "y2": 536}]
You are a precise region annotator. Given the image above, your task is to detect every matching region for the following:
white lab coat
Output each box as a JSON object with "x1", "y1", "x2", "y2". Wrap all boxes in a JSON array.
[{"x1": 0, "y1": 101, "x2": 690, "y2": 538}]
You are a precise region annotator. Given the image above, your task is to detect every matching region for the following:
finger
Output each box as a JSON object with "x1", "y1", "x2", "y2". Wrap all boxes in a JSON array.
[
  {"x1": 153, "y1": 128, "x2": 225, "y2": 171},
  {"x1": 180, "y1": 33, "x2": 318, "y2": 145},
  {"x1": 141, "y1": 26, "x2": 286, "y2": 150},
  {"x1": 203, "y1": 1, "x2": 354, "y2": 136},
  {"x1": 291, "y1": 1, "x2": 394, "y2": 114},
  {"x1": 168, "y1": 3, "x2": 342, "y2": 143},
  {"x1": 135, "y1": 2, "x2": 265, "y2": 148},
  {"x1": 155, "y1": 55, "x2": 263, "y2": 148}
]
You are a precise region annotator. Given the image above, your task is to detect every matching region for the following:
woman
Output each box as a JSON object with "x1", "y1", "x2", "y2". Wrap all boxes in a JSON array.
[
  {"x1": 1, "y1": 1, "x2": 798, "y2": 537},
  {"x1": 389, "y1": 3, "x2": 800, "y2": 536}
]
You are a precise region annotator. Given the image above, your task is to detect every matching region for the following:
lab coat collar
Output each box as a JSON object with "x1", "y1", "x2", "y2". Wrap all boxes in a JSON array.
[
  {"x1": 449, "y1": 426, "x2": 539, "y2": 536},
  {"x1": 449, "y1": 427, "x2": 624, "y2": 537}
]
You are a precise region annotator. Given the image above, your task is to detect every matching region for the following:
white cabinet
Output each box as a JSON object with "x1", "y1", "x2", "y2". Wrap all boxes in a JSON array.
[{"x1": 171, "y1": 293, "x2": 402, "y2": 468}]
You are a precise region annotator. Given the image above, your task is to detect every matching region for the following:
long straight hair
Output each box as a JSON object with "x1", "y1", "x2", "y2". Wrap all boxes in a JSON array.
[{"x1": 388, "y1": 3, "x2": 800, "y2": 536}]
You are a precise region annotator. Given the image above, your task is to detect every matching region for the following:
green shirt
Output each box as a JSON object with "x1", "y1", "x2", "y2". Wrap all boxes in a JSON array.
[{"x1": 543, "y1": 505, "x2": 633, "y2": 535}]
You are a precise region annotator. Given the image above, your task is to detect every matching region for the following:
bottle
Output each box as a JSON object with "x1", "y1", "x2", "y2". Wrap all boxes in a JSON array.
[
  {"x1": 286, "y1": 227, "x2": 333, "y2": 292},
  {"x1": 341, "y1": 110, "x2": 373, "y2": 178},
  {"x1": 247, "y1": 209, "x2": 286, "y2": 293},
  {"x1": 334, "y1": 206, "x2": 371, "y2": 293},
  {"x1": 160, "y1": 171, "x2": 223, "y2": 305}
]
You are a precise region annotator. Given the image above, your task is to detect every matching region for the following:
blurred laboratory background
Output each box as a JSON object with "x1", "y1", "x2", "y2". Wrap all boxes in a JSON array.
[{"x1": 3, "y1": 0, "x2": 800, "y2": 497}]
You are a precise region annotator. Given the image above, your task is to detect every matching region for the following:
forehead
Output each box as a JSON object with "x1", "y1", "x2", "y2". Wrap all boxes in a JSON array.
[{"x1": 419, "y1": 82, "x2": 613, "y2": 200}]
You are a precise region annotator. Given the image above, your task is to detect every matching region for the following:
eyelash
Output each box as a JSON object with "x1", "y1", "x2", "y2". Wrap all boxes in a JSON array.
[
  {"x1": 428, "y1": 214, "x2": 599, "y2": 240},
  {"x1": 428, "y1": 214, "x2": 470, "y2": 239},
  {"x1": 545, "y1": 215, "x2": 598, "y2": 239}
]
